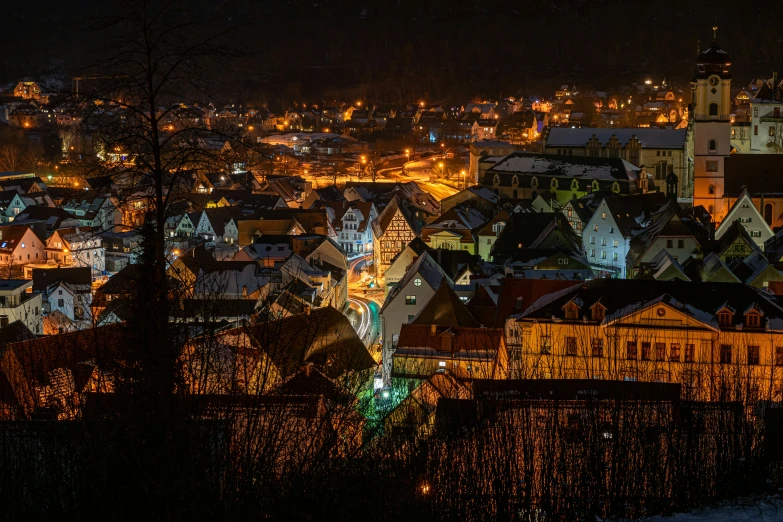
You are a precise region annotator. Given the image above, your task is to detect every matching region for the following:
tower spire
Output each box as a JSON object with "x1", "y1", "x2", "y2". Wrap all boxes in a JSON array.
[{"x1": 713, "y1": 25, "x2": 718, "y2": 42}]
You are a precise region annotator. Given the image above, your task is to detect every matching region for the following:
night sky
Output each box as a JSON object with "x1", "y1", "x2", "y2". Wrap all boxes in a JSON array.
[{"x1": 2, "y1": 0, "x2": 782, "y2": 103}]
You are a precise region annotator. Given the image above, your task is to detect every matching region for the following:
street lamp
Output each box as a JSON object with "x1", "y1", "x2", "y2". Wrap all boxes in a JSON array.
[{"x1": 461, "y1": 170, "x2": 467, "y2": 190}]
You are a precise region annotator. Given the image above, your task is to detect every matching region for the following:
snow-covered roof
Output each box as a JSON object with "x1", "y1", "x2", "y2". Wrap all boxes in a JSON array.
[
  {"x1": 544, "y1": 127, "x2": 687, "y2": 148},
  {"x1": 467, "y1": 186, "x2": 499, "y2": 203},
  {"x1": 490, "y1": 154, "x2": 639, "y2": 181}
]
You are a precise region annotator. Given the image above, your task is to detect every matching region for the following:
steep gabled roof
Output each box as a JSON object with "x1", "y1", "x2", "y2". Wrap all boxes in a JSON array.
[
  {"x1": 601, "y1": 192, "x2": 668, "y2": 238},
  {"x1": 242, "y1": 306, "x2": 376, "y2": 378},
  {"x1": 636, "y1": 249, "x2": 690, "y2": 282},
  {"x1": 411, "y1": 279, "x2": 479, "y2": 328},
  {"x1": 203, "y1": 206, "x2": 245, "y2": 237},
  {"x1": 0, "y1": 225, "x2": 38, "y2": 254},
  {"x1": 372, "y1": 196, "x2": 418, "y2": 237},
  {"x1": 702, "y1": 220, "x2": 759, "y2": 258},
  {"x1": 752, "y1": 78, "x2": 783, "y2": 104},
  {"x1": 491, "y1": 212, "x2": 580, "y2": 262},
  {"x1": 476, "y1": 211, "x2": 510, "y2": 237},
  {"x1": 715, "y1": 188, "x2": 773, "y2": 241},
  {"x1": 382, "y1": 252, "x2": 452, "y2": 313}
]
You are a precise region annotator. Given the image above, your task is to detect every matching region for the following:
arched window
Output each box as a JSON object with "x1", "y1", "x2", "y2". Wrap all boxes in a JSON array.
[
  {"x1": 709, "y1": 103, "x2": 718, "y2": 117},
  {"x1": 708, "y1": 184, "x2": 715, "y2": 195},
  {"x1": 709, "y1": 139, "x2": 717, "y2": 153}
]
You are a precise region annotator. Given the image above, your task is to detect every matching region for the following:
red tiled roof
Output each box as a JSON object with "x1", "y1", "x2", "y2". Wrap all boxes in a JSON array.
[{"x1": 396, "y1": 324, "x2": 503, "y2": 356}]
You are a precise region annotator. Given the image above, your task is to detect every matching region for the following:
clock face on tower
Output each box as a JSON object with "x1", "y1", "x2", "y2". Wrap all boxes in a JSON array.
[{"x1": 709, "y1": 76, "x2": 720, "y2": 86}]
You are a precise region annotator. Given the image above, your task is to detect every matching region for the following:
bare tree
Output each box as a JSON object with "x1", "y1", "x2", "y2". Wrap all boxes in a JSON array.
[{"x1": 0, "y1": 144, "x2": 22, "y2": 172}]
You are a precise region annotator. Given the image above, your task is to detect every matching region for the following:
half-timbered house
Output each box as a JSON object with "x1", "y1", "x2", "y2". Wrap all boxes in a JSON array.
[{"x1": 371, "y1": 197, "x2": 418, "y2": 284}]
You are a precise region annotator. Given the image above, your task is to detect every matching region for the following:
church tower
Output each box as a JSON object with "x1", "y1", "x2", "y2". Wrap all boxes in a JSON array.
[{"x1": 691, "y1": 27, "x2": 733, "y2": 222}]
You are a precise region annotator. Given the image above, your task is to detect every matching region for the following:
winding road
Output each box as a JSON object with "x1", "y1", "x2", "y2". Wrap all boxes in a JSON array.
[{"x1": 346, "y1": 255, "x2": 383, "y2": 361}]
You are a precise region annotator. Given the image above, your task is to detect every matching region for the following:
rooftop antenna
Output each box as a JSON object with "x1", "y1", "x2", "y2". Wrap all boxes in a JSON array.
[
  {"x1": 696, "y1": 38, "x2": 700, "y2": 57},
  {"x1": 713, "y1": 25, "x2": 718, "y2": 42}
]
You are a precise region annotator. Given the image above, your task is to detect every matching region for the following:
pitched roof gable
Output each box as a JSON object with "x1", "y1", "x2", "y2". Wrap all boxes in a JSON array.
[{"x1": 411, "y1": 279, "x2": 479, "y2": 328}]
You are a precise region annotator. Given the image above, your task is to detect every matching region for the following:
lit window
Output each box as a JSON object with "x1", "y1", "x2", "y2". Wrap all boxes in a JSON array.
[
  {"x1": 413, "y1": 278, "x2": 422, "y2": 287},
  {"x1": 20, "y1": 243, "x2": 24, "y2": 248}
]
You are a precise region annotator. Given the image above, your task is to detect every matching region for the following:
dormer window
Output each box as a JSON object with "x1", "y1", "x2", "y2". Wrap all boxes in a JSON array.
[
  {"x1": 591, "y1": 302, "x2": 606, "y2": 321},
  {"x1": 717, "y1": 309, "x2": 733, "y2": 327},
  {"x1": 563, "y1": 301, "x2": 580, "y2": 320},
  {"x1": 745, "y1": 305, "x2": 763, "y2": 328},
  {"x1": 746, "y1": 312, "x2": 761, "y2": 328}
]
